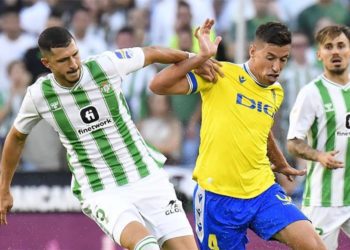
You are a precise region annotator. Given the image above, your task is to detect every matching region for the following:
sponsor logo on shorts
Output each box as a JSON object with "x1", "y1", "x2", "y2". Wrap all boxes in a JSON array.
[
  {"x1": 196, "y1": 208, "x2": 201, "y2": 217},
  {"x1": 197, "y1": 222, "x2": 203, "y2": 232},
  {"x1": 315, "y1": 227, "x2": 324, "y2": 236},
  {"x1": 165, "y1": 200, "x2": 183, "y2": 215},
  {"x1": 275, "y1": 194, "x2": 292, "y2": 205},
  {"x1": 198, "y1": 193, "x2": 203, "y2": 203},
  {"x1": 96, "y1": 208, "x2": 109, "y2": 224}
]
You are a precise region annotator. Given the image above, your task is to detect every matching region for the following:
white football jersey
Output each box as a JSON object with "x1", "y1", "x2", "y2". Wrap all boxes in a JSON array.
[
  {"x1": 14, "y1": 48, "x2": 166, "y2": 200},
  {"x1": 288, "y1": 75, "x2": 350, "y2": 207}
]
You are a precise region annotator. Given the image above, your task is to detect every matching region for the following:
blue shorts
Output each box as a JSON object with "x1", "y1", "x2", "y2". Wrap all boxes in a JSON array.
[{"x1": 193, "y1": 183, "x2": 308, "y2": 250}]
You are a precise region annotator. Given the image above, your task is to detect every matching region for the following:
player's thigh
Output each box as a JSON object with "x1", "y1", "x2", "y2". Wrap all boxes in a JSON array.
[
  {"x1": 81, "y1": 190, "x2": 146, "y2": 245},
  {"x1": 274, "y1": 220, "x2": 326, "y2": 250},
  {"x1": 133, "y1": 169, "x2": 194, "y2": 247},
  {"x1": 302, "y1": 206, "x2": 346, "y2": 250},
  {"x1": 162, "y1": 235, "x2": 198, "y2": 250},
  {"x1": 249, "y1": 184, "x2": 325, "y2": 249},
  {"x1": 193, "y1": 185, "x2": 251, "y2": 250},
  {"x1": 250, "y1": 184, "x2": 308, "y2": 241}
]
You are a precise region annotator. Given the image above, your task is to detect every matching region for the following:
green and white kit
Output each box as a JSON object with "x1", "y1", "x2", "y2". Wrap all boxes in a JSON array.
[
  {"x1": 288, "y1": 75, "x2": 350, "y2": 207},
  {"x1": 14, "y1": 48, "x2": 167, "y2": 200}
]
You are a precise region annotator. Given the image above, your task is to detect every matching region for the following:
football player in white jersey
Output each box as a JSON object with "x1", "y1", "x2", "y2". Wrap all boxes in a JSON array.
[
  {"x1": 0, "y1": 26, "x2": 220, "y2": 250},
  {"x1": 287, "y1": 25, "x2": 350, "y2": 250}
]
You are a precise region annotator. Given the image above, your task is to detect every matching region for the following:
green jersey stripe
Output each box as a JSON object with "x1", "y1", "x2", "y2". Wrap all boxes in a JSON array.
[
  {"x1": 71, "y1": 86, "x2": 128, "y2": 186},
  {"x1": 85, "y1": 60, "x2": 150, "y2": 178},
  {"x1": 144, "y1": 141, "x2": 165, "y2": 168},
  {"x1": 303, "y1": 118, "x2": 318, "y2": 206},
  {"x1": 119, "y1": 92, "x2": 163, "y2": 168},
  {"x1": 119, "y1": 91, "x2": 132, "y2": 116},
  {"x1": 342, "y1": 90, "x2": 350, "y2": 205},
  {"x1": 315, "y1": 80, "x2": 336, "y2": 206},
  {"x1": 42, "y1": 79, "x2": 103, "y2": 192},
  {"x1": 92, "y1": 129, "x2": 128, "y2": 185},
  {"x1": 67, "y1": 154, "x2": 82, "y2": 201}
]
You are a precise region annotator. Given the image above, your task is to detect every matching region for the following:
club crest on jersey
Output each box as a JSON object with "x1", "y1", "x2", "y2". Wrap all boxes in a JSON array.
[
  {"x1": 50, "y1": 101, "x2": 61, "y2": 111},
  {"x1": 100, "y1": 81, "x2": 112, "y2": 93},
  {"x1": 115, "y1": 49, "x2": 133, "y2": 59}
]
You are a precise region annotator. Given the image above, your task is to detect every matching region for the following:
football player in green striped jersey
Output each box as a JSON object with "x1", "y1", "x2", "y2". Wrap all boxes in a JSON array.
[
  {"x1": 0, "y1": 26, "x2": 221, "y2": 250},
  {"x1": 288, "y1": 25, "x2": 350, "y2": 250}
]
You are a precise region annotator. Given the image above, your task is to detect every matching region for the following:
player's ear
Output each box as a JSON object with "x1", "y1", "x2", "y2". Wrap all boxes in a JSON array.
[
  {"x1": 316, "y1": 49, "x2": 321, "y2": 61},
  {"x1": 249, "y1": 43, "x2": 256, "y2": 58},
  {"x1": 41, "y1": 57, "x2": 50, "y2": 69}
]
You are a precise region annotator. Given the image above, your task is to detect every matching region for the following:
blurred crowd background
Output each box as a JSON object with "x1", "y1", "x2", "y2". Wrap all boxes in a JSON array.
[{"x1": 1, "y1": 0, "x2": 350, "y2": 206}]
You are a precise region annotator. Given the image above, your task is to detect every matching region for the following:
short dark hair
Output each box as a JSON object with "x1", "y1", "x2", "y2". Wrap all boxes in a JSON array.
[
  {"x1": 255, "y1": 22, "x2": 291, "y2": 46},
  {"x1": 315, "y1": 25, "x2": 350, "y2": 46},
  {"x1": 38, "y1": 27, "x2": 74, "y2": 53},
  {"x1": 117, "y1": 26, "x2": 135, "y2": 36},
  {"x1": 178, "y1": 0, "x2": 191, "y2": 10}
]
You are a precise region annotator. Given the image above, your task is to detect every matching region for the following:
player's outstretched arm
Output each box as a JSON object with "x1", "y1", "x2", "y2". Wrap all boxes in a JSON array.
[
  {"x1": 150, "y1": 19, "x2": 221, "y2": 95},
  {"x1": 287, "y1": 138, "x2": 344, "y2": 170},
  {"x1": 268, "y1": 131, "x2": 306, "y2": 181},
  {"x1": 0, "y1": 127, "x2": 28, "y2": 225}
]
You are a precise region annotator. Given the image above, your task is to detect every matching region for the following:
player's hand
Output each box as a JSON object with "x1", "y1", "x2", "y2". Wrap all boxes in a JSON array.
[
  {"x1": 195, "y1": 19, "x2": 221, "y2": 60},
  {"x1": 194, "y1": 58, "x2": 224, "y2": 82},
  {"x1": 0, "y1": 188, "x2": 13, "y2": 225},
  {"x1": 317, "y1": 150, "x2": 344, "y2": 169},
  {"x1": 193, "y1": 19, "x2": 223, "y2": 82},
  {"x1": 271, "y1": 164, "x2": 307, "y2": 182}
]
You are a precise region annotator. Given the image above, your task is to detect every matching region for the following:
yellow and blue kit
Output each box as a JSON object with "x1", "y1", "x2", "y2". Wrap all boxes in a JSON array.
[{"x1": 188, "y1": 62, "x2": 308, "y2": 249}]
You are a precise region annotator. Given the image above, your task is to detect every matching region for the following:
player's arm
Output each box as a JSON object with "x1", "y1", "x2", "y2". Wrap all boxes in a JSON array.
[
  {"x1": 149, "y1": 19, "x2": 222, "y2": 95},
  {"x1": 142, "y1": 46, "x2": 189, "y2": 66},
  {"x1": 287, "y1": 139, "x2": 344, "y2": 169},
  {"x1": 0, "y1": 127, "x2": 28, "y2": 225},
  {"x1": 286, "y1": 85, "x2": 344, "y2": 170},
  {"x1": 267, "y1": 131, "x2": 306, "y2": 181}
]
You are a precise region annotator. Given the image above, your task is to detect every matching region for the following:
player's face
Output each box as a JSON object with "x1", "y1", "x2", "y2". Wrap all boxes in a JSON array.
[
  {"x1": 249, "y1": 42, "x2": 290, "y2": 85},
  {"x1": 317, "y1": 33, "x2": 350, "y2": 75},
  {"x1": 41, "y1": 39, "x2": 81, "y2": 87}
]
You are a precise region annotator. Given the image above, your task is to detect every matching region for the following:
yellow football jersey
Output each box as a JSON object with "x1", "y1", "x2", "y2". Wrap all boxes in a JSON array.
[{"x1": 187, "y1": 62, "x2": 284, "y2": 198}]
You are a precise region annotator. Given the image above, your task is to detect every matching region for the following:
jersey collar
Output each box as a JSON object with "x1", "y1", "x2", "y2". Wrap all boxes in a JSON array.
[
  {"x1": 321, "y1": 74, "x2": 350, "y2": 90},
  {"x1": 51, "y1": 66, "x2": 84, "y2": 90},
  {"x1": 243, "y1": 62, "x2": 272, "y2": 88}
]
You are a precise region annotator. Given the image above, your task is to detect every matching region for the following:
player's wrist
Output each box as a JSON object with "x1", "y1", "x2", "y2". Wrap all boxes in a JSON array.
[{"x1": 187, "y1": 52, "x2": 196, "y2": 58}]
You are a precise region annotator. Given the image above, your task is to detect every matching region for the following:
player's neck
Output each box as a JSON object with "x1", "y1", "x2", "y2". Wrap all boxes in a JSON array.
[
  {"x1": 245, "y1": 61, "x2": 270, "y2": 87},
  {"x1": 323, "y1": 71, "x2": 349, "y2": 86}
]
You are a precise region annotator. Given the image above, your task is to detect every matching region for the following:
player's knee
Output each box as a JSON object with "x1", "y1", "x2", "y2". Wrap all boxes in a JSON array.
[
  {"x1": 291, "y1": 234, "x2": 326, "y2": 250},
  {"x1": 134, "y1": 236, "x2": 160, "y2": 250},
  {"x1": 307, "y1": 236, "x2": 327, "y2": 250}
]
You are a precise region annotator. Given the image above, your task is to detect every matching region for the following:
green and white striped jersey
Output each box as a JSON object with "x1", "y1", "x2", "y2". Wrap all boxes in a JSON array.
[
  {"x1": 14, "y1": 48, "x2": 166, "y2": 200},
  {"x1": 288, "y1": 75, "x2": 350, "y2": 207}
]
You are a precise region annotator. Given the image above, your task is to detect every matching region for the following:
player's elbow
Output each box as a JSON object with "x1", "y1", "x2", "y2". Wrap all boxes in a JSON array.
[
  {"x1": 149, "y1": 74, "x2": 170, "y2": 95},
  {"x1": 286, "y1": 139, "x2": 297, "y2": 155},
  {"x1": 149, "y1": 77, "x2": 167, "y2": 95}
]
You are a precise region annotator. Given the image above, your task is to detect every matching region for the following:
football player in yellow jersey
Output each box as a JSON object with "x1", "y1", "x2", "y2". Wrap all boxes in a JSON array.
[{"x1": 150, "y1": 19, "x2": 326, "y2": 250}]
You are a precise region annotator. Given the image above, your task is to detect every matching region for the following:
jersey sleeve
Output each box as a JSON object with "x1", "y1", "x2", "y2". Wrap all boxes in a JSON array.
[
  {"x1": 185, "y1": 71, "x2": 214, "y2": 95},
  {"x1": 287, "y1": 85, "x2": 317, "y2": 140},
  {"x1": 13, "y1": 89, "x2": 41, "y2": 134},
  {"x1": 108, "y1": 47, "x2": 145, "y2": 76}
]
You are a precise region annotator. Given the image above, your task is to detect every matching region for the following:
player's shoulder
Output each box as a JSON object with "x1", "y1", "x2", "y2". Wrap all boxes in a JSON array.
[
  {"x1": 220, "y1": 61, "x2": 245, "y2": 73},
  {"x1": 29, "y1": 73, "x2": 52, "y2": 89},
  {"x1": 300, "y1": 76, "x2": 323, "y2": 94},
  {"x1": 216, "y1": 62, "x2": 248, "y2": 83},
  {"x1": 83, "y1": 51, "x2": 114, "y2": 64},
  {"x1": 24, "y1": 73, "x2": 52, "y2": 100}
]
